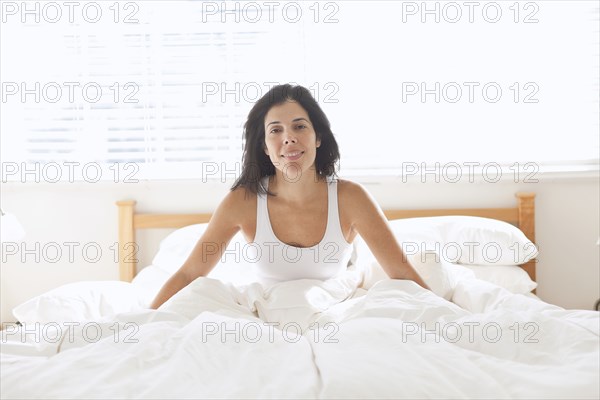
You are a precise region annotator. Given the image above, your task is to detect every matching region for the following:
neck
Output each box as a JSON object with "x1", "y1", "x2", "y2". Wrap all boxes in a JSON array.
[{"x1": 270, "y1": 167, "x2": 326, "y2": 203}]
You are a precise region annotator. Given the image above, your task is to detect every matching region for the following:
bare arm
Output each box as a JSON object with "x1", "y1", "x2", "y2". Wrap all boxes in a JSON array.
[
  {"x1": 347, "y1": 182, "x2": 431, "y2": 290},
  {"x1": 149, "y1": 190, "x2": 244, "y2": 309}
]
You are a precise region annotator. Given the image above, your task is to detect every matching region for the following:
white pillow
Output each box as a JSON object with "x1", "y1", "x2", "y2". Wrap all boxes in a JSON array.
[
  {"x1": 12, "y1": 281, "x2": 147, "y2": 324},
  {"x1": 461, "y1": 264, "x2": 537, "y2": 294},
  {"x1": 442, "y1": 216, "x2": 538, "y2": 265},
  {"x1": 387, "y1": 216, "x2": 537, "y2": 266}
]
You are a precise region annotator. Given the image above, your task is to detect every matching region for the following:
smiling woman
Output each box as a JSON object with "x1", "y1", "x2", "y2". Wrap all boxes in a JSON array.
[
  {"x1": 149, "y1": 84, "x2": 429, "y2": 309},
  {"x1": 231, "y1": 84, "x2": 340, "y2": 195}
]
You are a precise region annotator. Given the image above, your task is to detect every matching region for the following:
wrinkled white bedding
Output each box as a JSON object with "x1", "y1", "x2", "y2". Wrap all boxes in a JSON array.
[{"x1": 1, "y1": 270, "x2": 598, "y2": 399}]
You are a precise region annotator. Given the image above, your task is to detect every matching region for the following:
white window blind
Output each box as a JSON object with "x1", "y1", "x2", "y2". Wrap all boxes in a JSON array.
[
  {"x1": 1, "y1": 1, "x2": 598, "y2": 182},
  {"x1": 307, "y1": 0, "x2": 600, "y2": 176},
  {"x1": 1, "y1": 1, "x2": 307, "y2": 181}
]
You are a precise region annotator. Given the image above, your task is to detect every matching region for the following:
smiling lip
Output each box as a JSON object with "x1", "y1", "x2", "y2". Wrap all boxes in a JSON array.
[{"x1": 282, "y1": 151, "x2": 304, "y2": 161}]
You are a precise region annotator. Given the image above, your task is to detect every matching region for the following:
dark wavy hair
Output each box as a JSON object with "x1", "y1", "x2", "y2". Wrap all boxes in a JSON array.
[{"x1": 231, "y1": 84, "x2": 340, "y2": 196}]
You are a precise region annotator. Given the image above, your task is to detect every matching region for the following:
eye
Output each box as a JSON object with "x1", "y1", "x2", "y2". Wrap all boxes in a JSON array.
[
  {"x1": 269, "y1": 128, "x2": 281, "y2": 134},
  {"x1": 296, "y1": 124, "x2": 307, "y2": 130}
]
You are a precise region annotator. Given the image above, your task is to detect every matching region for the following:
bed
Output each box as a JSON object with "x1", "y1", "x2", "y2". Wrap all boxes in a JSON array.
[{"x1": 1, "y1": 191, "x2": 598, "y2": 399}]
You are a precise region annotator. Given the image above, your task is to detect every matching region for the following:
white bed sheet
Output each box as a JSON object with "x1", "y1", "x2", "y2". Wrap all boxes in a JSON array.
[{"x1": 1, "y1": 271, "x2": 598, "y2": 399}]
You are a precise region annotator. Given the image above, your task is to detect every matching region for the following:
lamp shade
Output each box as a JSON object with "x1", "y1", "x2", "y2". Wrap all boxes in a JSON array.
[{"x1": 1, "y1": 212, "x2": 25, "y2": 242}]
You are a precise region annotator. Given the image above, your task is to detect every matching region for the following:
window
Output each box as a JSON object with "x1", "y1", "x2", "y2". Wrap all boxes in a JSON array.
[{"x1": 1, "y1": 1, "x2": 598, "y2": 182}]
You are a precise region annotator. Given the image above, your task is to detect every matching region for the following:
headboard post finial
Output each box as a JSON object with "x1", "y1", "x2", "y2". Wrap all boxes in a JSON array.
[
  {"x1": 116, "y1": 200, "x2": 137, "y2": 282},
  {"x1": 515, "y1": 192, "x2": 535, "y2": 242},
  {"x1": 515, "y1": 192, "x2": 536, "y2": 286}
]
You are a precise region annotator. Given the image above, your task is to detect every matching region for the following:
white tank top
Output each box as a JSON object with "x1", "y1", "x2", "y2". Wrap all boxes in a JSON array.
[{"x1": 250, "y1": 175, "x2": 354, "y2": 284}]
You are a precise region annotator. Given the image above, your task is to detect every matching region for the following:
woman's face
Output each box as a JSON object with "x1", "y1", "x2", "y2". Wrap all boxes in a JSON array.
[{"x1": 263, "y1": 100, "x2": 321, "y2": 179}]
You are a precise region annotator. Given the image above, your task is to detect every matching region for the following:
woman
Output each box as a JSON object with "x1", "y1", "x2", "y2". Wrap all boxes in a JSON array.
[{"x1": 150, "y1": 84, "x2": 429, "y2": 309}]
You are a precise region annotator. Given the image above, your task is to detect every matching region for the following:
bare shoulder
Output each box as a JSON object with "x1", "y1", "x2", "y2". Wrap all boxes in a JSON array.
[
  {"x1": 224, "y1": 185, "x2": 254, "y2": 204},
  {"x1": 217, "y1": 186, "x2": 256, "y2": 223},
  {"x1": 336, "y1": 178, "x2": 374, "y2": 207},
  {"x1": 192, "y1": 186, "x2": 256, "y2": 247},
  {"x1": 336, "y1": 178, "x2": 382, "y2": 229}
]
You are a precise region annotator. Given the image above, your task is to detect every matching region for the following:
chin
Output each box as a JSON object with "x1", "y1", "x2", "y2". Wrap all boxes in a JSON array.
[{"x1": 275, "y1": 164, "x2": 314, "y2": 182}]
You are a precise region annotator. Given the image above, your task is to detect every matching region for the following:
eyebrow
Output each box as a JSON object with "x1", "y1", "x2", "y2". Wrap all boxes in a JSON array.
[{"x1": 266, "y1": 117, "x2": 310, "y2": 127}]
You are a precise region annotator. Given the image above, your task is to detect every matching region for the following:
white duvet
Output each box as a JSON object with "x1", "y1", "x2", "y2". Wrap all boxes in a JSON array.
[{"x1": 1, "y1": 269, "x2": 598, "y2": 399}]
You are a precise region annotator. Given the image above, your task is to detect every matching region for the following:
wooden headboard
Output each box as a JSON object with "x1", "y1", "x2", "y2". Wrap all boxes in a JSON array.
[{"x1": 116, "y1": 192, "x2": 536, "y2": 285}]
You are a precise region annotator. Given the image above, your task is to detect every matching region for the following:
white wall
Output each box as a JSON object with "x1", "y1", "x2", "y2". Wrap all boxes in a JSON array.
[{"x1": 1, "y1": 175, "x2": 599, "y2": 322}]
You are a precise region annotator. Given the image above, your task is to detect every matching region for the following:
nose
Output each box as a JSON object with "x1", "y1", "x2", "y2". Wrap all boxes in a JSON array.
[{"x1": 283, "y1": 130, "x2": 297, "y2": 144}]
